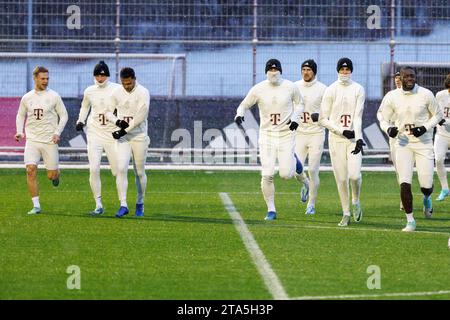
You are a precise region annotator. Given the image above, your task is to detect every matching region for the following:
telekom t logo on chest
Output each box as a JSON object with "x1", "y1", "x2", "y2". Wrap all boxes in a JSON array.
[
  {"x1": 340, "y1": 114, "x2": 351, "y2": 127},
  {"x1": 33, "y1": 108, "x2": 43, "y2": 120},
  {"x1": 270, "y1": 113, "x2": 281, "y2": 125}
]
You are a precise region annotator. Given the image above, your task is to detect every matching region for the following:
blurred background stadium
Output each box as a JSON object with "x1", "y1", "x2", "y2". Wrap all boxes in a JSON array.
[{"x1": 0, "y1": 0, "x2": 449, "y2": 167}]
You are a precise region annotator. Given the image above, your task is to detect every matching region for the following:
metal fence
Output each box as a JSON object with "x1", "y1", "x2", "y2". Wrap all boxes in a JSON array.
[{"x1": 0, "y1": 0, "x2": 449, "y2": 99}]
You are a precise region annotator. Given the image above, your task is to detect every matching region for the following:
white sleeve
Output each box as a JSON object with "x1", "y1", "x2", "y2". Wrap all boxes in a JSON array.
[
  {"x1": 423, "y1": 93, "x2": 443, "y2": 131},
  {"x1": 125, "y1": 90, "x2": 150, "y2": 133},
  {"x1": 16, "y1": 97, "x2": 27, "y2": 135},
  {"x1": 77, "y1": 91, "x2": 91, "y2": 124},
  {"x1": 290, "y1": 85, "x2": 304, "y2": 123},
  {"x1": 318, "y1": 87, "x2": 342, "y2": 135},
  {"x1": 353, "y1": 86, "x2": 365, "y2": 141},
  {"x1": 377, "y1": 94, "x2": 392, "y2": 133},
  {"x1": 54, "y1": 95, "x2": 68, "y2": 136},
  {"x1": 105, "y1": 93, "x2": 119, "y2": 124},
  {"x1": 236, "y1": 86, "x2": 257, "y2": 118}
]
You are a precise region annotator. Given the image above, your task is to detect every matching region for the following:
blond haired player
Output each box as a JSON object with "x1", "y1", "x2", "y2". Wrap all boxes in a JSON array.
[
  {"x1": 319, "y1": 58, "x2": 365, "y2": 227},
  {"x1": 234, "y1": 58, "x2": 308, "y2": 221},
  {"x1": 294, "y1": 59, "x2": 327, "y2": 215},
  {"x1": 380, "y1": 66, "x2": 442, "y2": 232},
  {"x1": 15, "y1": 66, "x2": 68, "y2": 214},
  {"x1": 434, "y1": 73, "x2": 450, "y2": 201},
  {"x1": 75, "y1": 61, "x2": 121, "y2": 215}
]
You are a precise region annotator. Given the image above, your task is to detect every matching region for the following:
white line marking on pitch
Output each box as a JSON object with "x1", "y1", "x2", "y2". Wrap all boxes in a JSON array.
[
  {"x1": 292, "y1": 290, "x2": 450, "y2": 300},
  {"x1": 219, "y1": 192, "x2": 288, "y2": 300}
]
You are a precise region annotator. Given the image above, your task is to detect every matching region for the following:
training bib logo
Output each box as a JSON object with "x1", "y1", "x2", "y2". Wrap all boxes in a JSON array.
[
  {"x1": 270, "y1": 113, "x2": 281, "y2": 125},
  {"x1": 33, "y1": 108, "x2": 44, "y2": 120},
  {"x1": 340, "y1": 114, "x2": 351, "y2": 127}
]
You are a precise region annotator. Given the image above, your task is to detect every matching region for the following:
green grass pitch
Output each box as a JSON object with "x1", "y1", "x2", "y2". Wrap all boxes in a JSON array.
[{"x1": 0, "y1": 168, "x2": 449, "y2": 300}]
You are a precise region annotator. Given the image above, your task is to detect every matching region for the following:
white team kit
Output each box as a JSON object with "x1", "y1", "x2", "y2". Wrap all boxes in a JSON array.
[
  {"x1": 294, "y1": 78, "x2": 327, "y2": 208},
  {"x1": 106, "y1": 81, "x2": 150, "y2": 210},
  {"x1": 434, "y1": 89, "x2": 450, "y2": 193},
  {"x1": 380, "y1": 85, "x2": 442, "y2": 188},
  {"x1": 77, "y1": 80, "x2": 121, "y2": 208},
  {"x1": 319, "y1": 77, "x2": 365, "y2": 217},
  {"x1": 16, "y1": 88, "x2": 68, "y2": 169}
]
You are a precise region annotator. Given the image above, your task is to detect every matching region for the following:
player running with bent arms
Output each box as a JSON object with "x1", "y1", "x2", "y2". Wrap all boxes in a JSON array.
[
  {"x1": 379, "y1": 66, "x2": 442, "y2": 232},
  {"x1": 15, "y1": 66, "x2": 68, "y2": 214},
  {"x1": 319, "y1": 58, "x2": 366, "y2": 227},
  {"x1": 234, "y1": 58, "x2": 309, "y2": 221},
  {"x1": 75, "y1": 61, "x2": 121, "y2": 215}
]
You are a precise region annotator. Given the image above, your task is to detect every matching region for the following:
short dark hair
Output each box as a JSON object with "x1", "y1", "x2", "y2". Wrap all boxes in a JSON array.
[
  {"x1": 120, "y1": 67, "x2": 136, "y2": 79},
  {"x1": 400, "y1": 66, "x2": 416, "y2": 74},
  {"x1": 32, "y1": 66, "x2": 48, "y2": 77}
]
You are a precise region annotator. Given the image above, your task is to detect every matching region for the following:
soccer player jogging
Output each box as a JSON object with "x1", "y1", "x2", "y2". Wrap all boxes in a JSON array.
[
  {"x1": 106, "y1": 67, "x2": 150, "y2": 218},
  {"x1": 294, "y1": 59, "x2": 327, "y2": 215},
  {"x1": 434, "y1": 73, "x2": 450, "y2": 201},
  {"x1": 234, "y1": 58, "x2": 309, "y2": 221},
  {"x1": 379, "y1": 66, "x2": 443, "y2": 232},
  {"x1": 75, "y1": 61, "x2": 121, "y2": 215},
  {"x1": 377, "y1": 71, "x2": 404, "y2": 211},
  {"x1": 319, "y1": 58, "x2": 365, "y2": 227},
  {"x1": 15, "y1": 66, "x2": 68, "y2": 214}
]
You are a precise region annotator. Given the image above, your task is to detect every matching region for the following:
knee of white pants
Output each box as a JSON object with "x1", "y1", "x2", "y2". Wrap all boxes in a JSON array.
[
  {"x1": 348, "y1": 172, "x2": 361, "y2": 182},
  {"x1": 261, "y1": 175, "x2": 274, "y2": 184},
  {"x1": 279, "y1": 169, "x2": 294, "y2": 180}
]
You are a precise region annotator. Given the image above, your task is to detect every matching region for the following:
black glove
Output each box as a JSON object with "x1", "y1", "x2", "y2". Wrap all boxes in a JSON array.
[
  {"x1": 75, "y1": 122, "x2": 84, "y2": 131},
  {"x1": 439, "y1": 119, "x2": 446, "y2": 126},
  {"x1": 235, "y1": 116, "x2": 244, "y2": 126},
  {"x1": 289, "y1": 121, "x2": 299, "y2": 131},
  {"x1": 411, "y1": 126, "x2": 426, "y2": 137},
  {"x1": 112, "y1": 128, "x2": 127, "y2": 140},
  {"x1": 342, "y1": 130, "x2": 355, "y2": 140},
  {"x1": 351, "y1": 139, "x2": 366, "y2": 155},
  {"x1": 387, "y1": 126, "x2": 398, "y2": 138},
  {"x1": 116, "y1": 120, "x2": 129, "y2": 130},
  {"x1": 310, "y1": 113, "x2": 319, "y2": 122}
]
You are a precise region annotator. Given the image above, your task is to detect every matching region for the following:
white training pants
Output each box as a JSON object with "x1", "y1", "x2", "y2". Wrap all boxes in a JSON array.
[
  {"x1": 396, "y1": 141, "x2": 434, "y2": 188},
  {"x1": 259, "y1": 131, "x2": 296, "y2": 179},
  {"x1": 434, "y1": 133, "x2": 449, "y2": 189},
  {"x1": 329, "y1": 137, "x2": 362, "y2": 214}
]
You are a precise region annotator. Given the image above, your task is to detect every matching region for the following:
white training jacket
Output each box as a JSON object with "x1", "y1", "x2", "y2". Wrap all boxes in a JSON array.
[
  {"x1": 319, "y1": 78, "x2": 365, "y2": 142},
  {"x1": 16, "y1": 88, "x2": 68, "y2": 144},
  {"x1": 106, "y1": 81, "x2": 150, "y2": 139},
  {"x1": 77, "y1": 80, "x2": 121, "y2": 142},
  {"x1": 379, "y1": 85, "x2": 442, "y2": 145},
  {"x1": 236, "y1": 78, "x2": 304, "y2": 135},
  {"x1": 294, "y1": 78, "x2": 327, "y2": 135}
]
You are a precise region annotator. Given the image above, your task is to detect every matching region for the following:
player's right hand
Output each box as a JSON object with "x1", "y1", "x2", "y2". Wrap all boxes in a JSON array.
[
  {"x1": 14, "y1": 133, "x2": 24, "y2": 142},
  {"x1": 234, "y1": 116, "x2": 244, "y2": 126},
  {"x1": 439, "y1": 119, "x2": 446, "y2": 126},
  {"x1": 387, "y1": 126, "x2": 398, "y2": 138},
  {"x1": 342, "y1": 130, "x2": 355, "y2": 140},
  {"x1": 116, "y1": 119, "x2": 129, "y2": 129},
  {"x1": 112, "y1": 128, "x2": 127, "y2": 139},
  {"x1": 75, "y1": 122, "x2": 84, "y2": 131}
]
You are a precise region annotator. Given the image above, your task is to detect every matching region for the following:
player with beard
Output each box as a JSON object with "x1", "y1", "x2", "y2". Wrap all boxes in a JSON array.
[
  {"x1": 294, "y1": 59, "x2": 327, "y2": 215},
  {"x1": 234, "y1": 58, "x2": 309, "y2": 220},
  {"x1": 379, "y1": 66, "x2": 442, "y2": 231}
]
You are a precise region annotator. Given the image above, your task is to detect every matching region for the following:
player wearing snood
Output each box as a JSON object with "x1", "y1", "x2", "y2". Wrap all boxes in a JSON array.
[
  {"x1": 319, "y1": 57, "x2": 365, "y2": 227},
  {"x1": 380, "y1": 66, "x2": 442, "y2": 232},
  {"x1": 76, "y1": 61, "x2": 121, "y2": 215},
  {"x1": 234, "y1": 58, "x2": 309, "y2": 220},
  {"x1": 294, "y1": 59, "x2": 327, "y2": 215}
]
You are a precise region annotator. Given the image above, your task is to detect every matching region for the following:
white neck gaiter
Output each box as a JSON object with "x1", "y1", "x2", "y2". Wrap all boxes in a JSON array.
[
  {"x1": 95, "y1": 79, "x2": 109, "y2": 88},
  {"x1": 338, "y1": 74, "x2": 352, "y2": 85},
  {"x1": 267, "y1": 71, "x2": 281, "y2": 85}
]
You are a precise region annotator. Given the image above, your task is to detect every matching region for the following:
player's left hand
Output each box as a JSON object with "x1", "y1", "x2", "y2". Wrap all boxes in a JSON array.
[
  {"x1": 411, "y1": 126, "x2": 426, "y2": 137},
  {"x1": 310, "y1": 113, "x2": 319, "y2": 122},
  {"x1": 52, "y1": 134, "x2": 60, "y2": 144},
  {"x1": 289, "y1": 121, "x2": 299, "y2": 131},
  {"x1": 351, "y1": 139, "x2": 366, "y2": 155},
  {"x1": 112, "y1": 129, "x2": 127, "y2": 139},
  {"x1": 438, "y1": 119, "x2": 446, "y2": 126}
]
